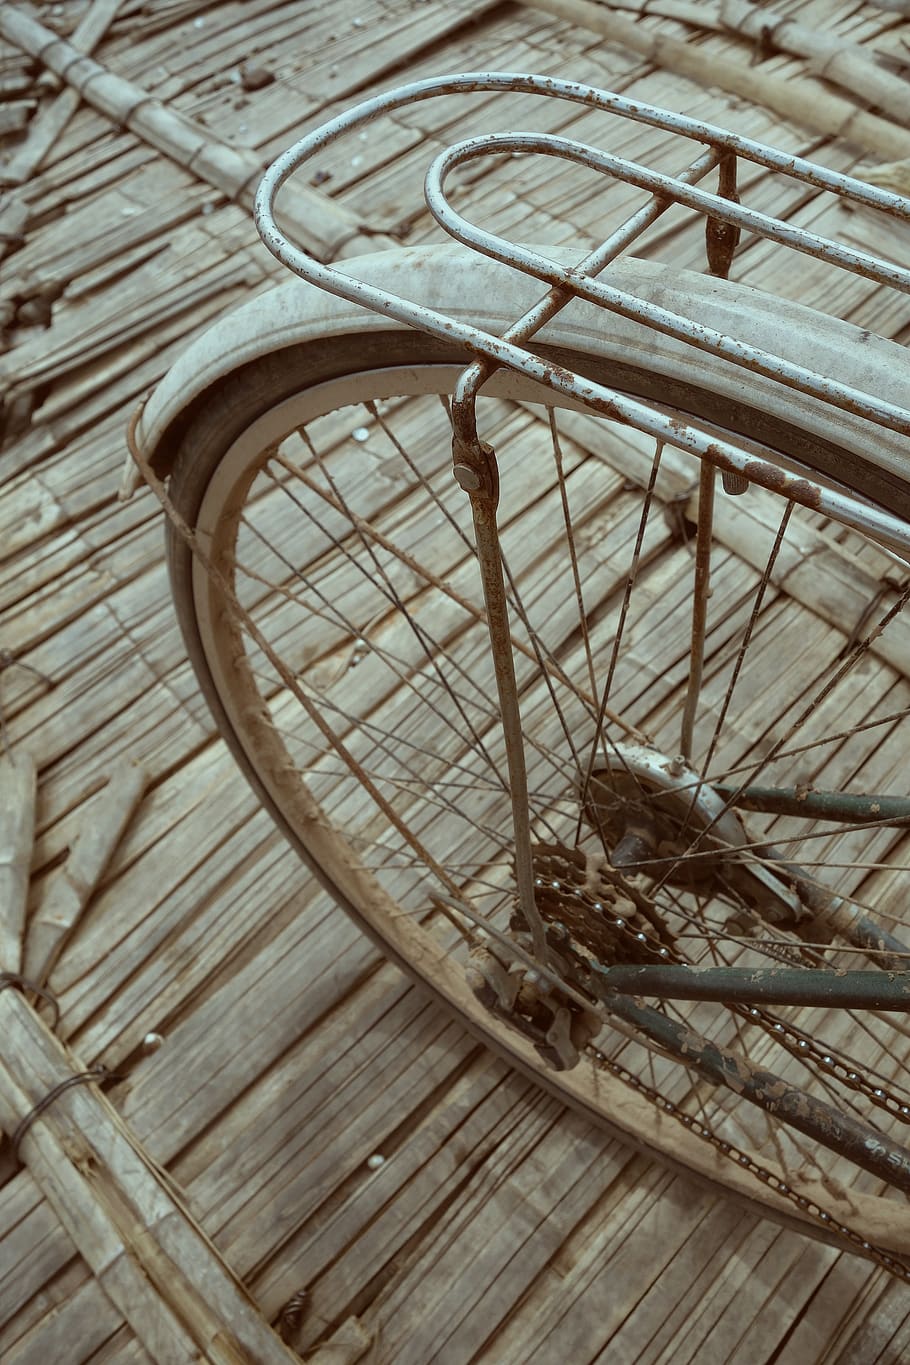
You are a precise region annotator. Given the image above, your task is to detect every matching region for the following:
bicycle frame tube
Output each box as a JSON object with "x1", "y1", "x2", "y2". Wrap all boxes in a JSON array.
[
  {"x1": 594, "y1": 963, "x2": 910, "y2": 1009},
  {"x1": 718, "y1": 785, "x2": 910, "y2": 824}
]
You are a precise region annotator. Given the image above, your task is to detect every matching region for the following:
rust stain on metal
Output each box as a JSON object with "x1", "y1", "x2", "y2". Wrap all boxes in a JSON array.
[{"x1": 741, "y1": 459, "x2": 823, "y2": 508}]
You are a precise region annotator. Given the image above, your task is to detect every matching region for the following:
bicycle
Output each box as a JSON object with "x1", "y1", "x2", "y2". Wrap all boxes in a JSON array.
[{"x1": 127, "y1": 73, "x2": 910, "y2": 1271}]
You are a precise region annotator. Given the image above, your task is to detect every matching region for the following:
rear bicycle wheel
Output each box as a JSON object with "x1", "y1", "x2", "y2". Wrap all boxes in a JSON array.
[{"x1": 160, "y1": 255, "x2": 910, "y2": 1262}]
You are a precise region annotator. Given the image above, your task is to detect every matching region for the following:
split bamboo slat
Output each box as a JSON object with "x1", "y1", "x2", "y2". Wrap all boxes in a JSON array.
[
  {"x1": 0, "y1": 754, "x2": 36, "y2": 976},
  {"x1": 3, "y1": 0, "x2": 910, "y2": 1360},
  {"x1": 23, "y1": 760, "x2": 148, "y2": 988}
]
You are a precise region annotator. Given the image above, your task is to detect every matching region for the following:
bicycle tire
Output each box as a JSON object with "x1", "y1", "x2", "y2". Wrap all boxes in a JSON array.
[{"x1": 154, "y1": 245, "x2": 910, "y2": 1258}]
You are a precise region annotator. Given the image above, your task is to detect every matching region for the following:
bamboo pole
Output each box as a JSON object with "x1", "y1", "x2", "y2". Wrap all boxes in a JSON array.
[
  {"x1": 0, "y1": 987, "x2": 306, "y2": 1364},
  {"x1": 24, "y1": 759, "x2": 148, "y2": 988},
  {"x1": 0, "y1": 752, "x2": 37, "y2": 975},
  {"x1": 861, "y1": 159, "x2": 910, "y2": 196},
  {"x1": 520, "y1": 0, "x2": 910, "y2": 162},
  {"x1": 602, "y1": 0, "x2": 910, "y2": 128},
  {"x1": 0, "y1": 754, "x2": 370, "y2": 1359},
  {"x1": 0, "y1": 6, "x2": 392, "y2": 261},
  {"x1": 720, "y1": 0, "x2": 910, "y2": 128},
  {"x1": 597, "y1": 0, "x2": 709, "y2": 23},
  {"x1": 1, "y1": 0, "x2": 124, "y2": 187}
]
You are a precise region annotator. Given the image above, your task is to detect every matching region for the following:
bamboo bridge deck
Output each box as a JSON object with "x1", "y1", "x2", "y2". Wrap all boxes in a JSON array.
[{"x1": 2, "y1": 0, "x2": 910, "y2": 1361}]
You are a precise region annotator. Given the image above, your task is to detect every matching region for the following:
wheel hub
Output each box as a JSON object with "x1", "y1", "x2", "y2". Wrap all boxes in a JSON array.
[
  {"x1": 582, "y1": 743, "x2": 751, "y2": 890},
  {"x1": 581, "y1": 743, "x2": 809, "y2": 930}
]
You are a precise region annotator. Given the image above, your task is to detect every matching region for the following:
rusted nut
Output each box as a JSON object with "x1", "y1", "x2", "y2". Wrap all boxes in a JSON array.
[{"x1": 453, "y1": 462, "x2": 481, "y2": 492}]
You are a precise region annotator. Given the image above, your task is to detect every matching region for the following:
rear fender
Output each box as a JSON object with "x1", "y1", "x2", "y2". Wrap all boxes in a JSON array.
[{"x1": 126, "y1": 243, "x2": 910, "y2": 490}]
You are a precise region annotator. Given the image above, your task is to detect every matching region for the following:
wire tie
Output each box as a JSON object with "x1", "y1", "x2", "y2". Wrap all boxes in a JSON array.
[
  {"x1": 11, "y1": 1064, "x2": 120, "y2": 1160},
  {"x1": 0, "y1": 972, "x2": 60, "y2": 1030}
]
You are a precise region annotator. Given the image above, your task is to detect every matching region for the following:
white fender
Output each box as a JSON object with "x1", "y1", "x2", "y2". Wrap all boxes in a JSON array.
[{"x1": 132, "y1": 243, "x2": 910, "y2": 485}]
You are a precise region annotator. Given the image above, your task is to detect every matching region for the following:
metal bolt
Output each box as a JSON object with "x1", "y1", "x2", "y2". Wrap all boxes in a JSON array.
[{"x1": 453, "y1": 463, "x2": 481, "y2": 492}]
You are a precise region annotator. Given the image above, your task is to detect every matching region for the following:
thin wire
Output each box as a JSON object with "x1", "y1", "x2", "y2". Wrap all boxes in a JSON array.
[
  {"x1": 273, "y1": 441, "x2": 626, "y2": 730},
  {"x1": 703, "y1": 500, "x2": 793, "y2": 779},
  {"x1": 297, "y1": 430, "x2": 511, "y2": 789}
]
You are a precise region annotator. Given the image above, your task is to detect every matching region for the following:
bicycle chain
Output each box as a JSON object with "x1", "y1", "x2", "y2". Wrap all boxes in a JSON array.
[
  {"x1": 494, "y1": 850, "x2": 910, "y2": 1275},
  {"x1": 588, "y1": 1044, "x2": 910, "y2": 1282},
  {"x1": 531, "y1": 848, "x2": 910, "y2": 1124},
  {"x1": 740, "y1": 1003, "x2": 910, "y2": 1126}
]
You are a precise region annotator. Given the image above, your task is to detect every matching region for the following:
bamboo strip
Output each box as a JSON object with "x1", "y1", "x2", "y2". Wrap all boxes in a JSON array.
[
  {"x1": 520, "y1": 0, "x2": 910, "y2": 162},
  {"x1": 0, "y1": 7, "x2": 392, "y2": 261},
  {"x1": 1, "y1": 0, "x2": 124, "y2": 187},
  {"x1": 0, "y1": 752, "x2": 36, "y2": 976},
  {"x1": 24, "y1": 760, "x2": 148, "y2": 989},
  {"x1": 0, "y1": 988, "x2": 304, "y2": 1365}
]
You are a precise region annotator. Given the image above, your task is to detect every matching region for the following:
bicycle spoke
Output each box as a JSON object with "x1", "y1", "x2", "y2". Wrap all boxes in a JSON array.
[
  {"x1": 576, "y1": 438, "x2": 666, "y2": 839},
  {"x1": 702, "y1": 500, "x2": 793, "y2": 778},
  {"x1": 549, "y1": 406, "x2": 598, "y2": 702},
  {"x1": 175, "y1": 353, "x2": 910, "y2": 1246}
]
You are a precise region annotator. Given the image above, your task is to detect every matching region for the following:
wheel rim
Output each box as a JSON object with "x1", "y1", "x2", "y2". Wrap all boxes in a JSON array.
[{"x1": 177, "y1": 356, "x2": 910, "y2": 1259}]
